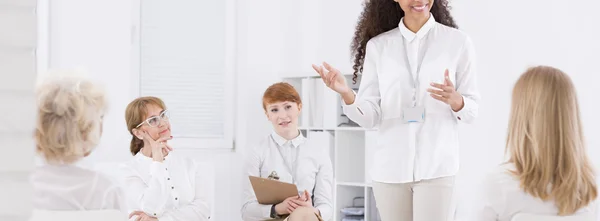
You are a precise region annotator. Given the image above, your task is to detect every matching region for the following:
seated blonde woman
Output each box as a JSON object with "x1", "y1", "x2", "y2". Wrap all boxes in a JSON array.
[
  {"x1": 474, "y1": 66, "x2": 599, "y2": 220},
  {"x1": 31, "y1": 74, "x2": 125, "y2": 211},
  {"x1": 121, "y1": 96, "x2": 211, "y2": 221}
]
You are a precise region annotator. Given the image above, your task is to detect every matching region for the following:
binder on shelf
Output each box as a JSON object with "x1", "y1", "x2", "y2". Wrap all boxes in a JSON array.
[
  {"x1": 310, "y1": 78, "x2": 324, "y2": 128},
  {"x1": 341, "y1": 197, "x2": 365, "y2": 221},
  {"x1": 322, "y1": 81, "x2": 339, "y2": 128},
  {"x1": 300, "y1": 78, "x2": 311, "y2": 128}
]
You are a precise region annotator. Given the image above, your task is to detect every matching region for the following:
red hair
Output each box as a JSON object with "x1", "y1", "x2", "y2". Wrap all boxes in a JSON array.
[{"x1": 262, "y1": 82, "x2": 302, "y2": 111}]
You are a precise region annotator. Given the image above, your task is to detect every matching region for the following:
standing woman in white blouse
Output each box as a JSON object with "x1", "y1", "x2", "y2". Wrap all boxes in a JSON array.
[
  {"x1": 312, "y1": 0, "x2": 480, "y2": 220},
  {"x1": 121, "y1": 96, "x2": 211, "y2": 221},
  {"x1": 241, "y1": 82, "x2": 333, "y2": 221}
]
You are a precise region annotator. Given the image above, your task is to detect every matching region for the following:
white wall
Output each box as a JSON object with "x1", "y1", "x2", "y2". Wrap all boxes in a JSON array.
[
  {"x1": 44, "y1": 0, "x2": 600, "y2": 221},
  {"x1": 48, "y1": 0, "x2": 135, "y2": 164}
]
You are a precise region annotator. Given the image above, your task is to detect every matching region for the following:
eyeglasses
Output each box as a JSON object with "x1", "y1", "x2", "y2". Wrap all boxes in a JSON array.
[{"x1": 136, "y1": 110, "x2": 170, "y2": 128}]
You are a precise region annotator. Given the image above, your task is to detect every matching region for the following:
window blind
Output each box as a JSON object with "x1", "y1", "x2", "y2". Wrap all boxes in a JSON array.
[{"x1": 138, "y1": 0, "x2": 233, "y2": 148}]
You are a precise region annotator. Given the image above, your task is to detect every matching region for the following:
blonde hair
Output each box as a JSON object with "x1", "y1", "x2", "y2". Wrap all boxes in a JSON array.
[
  {"x1": 125, "y1": 96, "x2": 166, "y2": 155},
  {"x1": 506, "y1": 66, "x2": 597, "y2": 215},
  {"x1": 35, "y1": 74, "x2": 107, "y2": 164}
]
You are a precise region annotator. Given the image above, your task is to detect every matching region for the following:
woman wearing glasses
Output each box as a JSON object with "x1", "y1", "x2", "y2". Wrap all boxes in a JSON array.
[{"x1": 121, "y1": 96, "x2": 211, "y2": 221}]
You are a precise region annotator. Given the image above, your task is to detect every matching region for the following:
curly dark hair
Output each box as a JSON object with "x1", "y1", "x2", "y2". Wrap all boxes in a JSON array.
[{"x1": 350, "y1": 0, "x2": 458, "y2": 83}]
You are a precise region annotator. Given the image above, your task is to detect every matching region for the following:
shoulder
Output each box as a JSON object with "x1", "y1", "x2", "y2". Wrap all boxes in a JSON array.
[
  {"x1": 65, "y1": 165, "x2": 122, "y2": 194},
  {"x1": 476, "y1": 164, "x2": 519, "y2": 214},
  {"x1": 86, "y1": 171, "x2": 125, "y2": 210},
  {"x1": 483, "y1": 164, "x2": 518, "y2": 189},
  {"x1": 373, "y1": 28, "x2": 401, "y2": 43},
  {"x1": 432, "y1": 23, "x2": 474, "y2": 50},
  {"x1": 119, "y1": 157, "x2": 142, "y2": 174},
  {"x1": 93, "y1": 170, "x2": 123, "y2": 193},
  {"x1": 366, "y1": 28, "x2": 400, "y2": 50},
  {"x1": 248, "y1": 134, "x2": 275, "y2": 157},
  {"x1": 33, "y1": 164, "x2": 108, "y2": 181},
  {"x1": 480, "y1": 163, "x2": 521, "y2": 207},
  {"x1": 434, "y1": 23, "x2": 470, "y2": 40}
]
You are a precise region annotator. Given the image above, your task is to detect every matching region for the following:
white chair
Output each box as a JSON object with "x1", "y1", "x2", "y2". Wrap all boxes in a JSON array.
[
  {"x1": 196, "y1": 161, "x2": 216, "y2": 219},
  {"x1": 511, "y1": 212, "x2": 596, "y2": 221},
  {"x1": 29, "y1": 209, "x2": 128, "y2": 221}
]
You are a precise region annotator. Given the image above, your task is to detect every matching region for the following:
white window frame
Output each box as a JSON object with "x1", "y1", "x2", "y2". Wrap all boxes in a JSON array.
[{"x1": 130, "y1": 0, "x2": 236, "y2": 149}]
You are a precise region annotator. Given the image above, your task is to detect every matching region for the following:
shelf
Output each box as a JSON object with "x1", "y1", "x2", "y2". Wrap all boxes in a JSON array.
[
  {"x1": 337, "y1": 127, "x2": 376, "y2": 131},
  {"x1": 281, "y1": 71, "x2": 355, "y2": 79},
  {"x1": 336, "y1": 182, "x2": 368, "y2": 187},
  {"x1": 299, "y1": 126, "x2": 376, "y2": 131},
  {"x1": 335, "y1": 186, "x2": 365, "y2": 221}
]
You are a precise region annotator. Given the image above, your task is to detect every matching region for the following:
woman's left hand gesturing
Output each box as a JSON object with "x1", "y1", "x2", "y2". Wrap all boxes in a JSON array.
[{"x1": 427, "y1": 69, "x2": 464, "y2": 112}]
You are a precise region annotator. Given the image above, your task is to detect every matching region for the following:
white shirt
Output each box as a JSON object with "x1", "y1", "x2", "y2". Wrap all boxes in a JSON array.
[
  {"x1": 31, "y1": 164, "x2": 126, "y2": 211},
  {"x1": 473, "y1": 164, "x2": 599, "y2": 221},
  {"x1": 241, "y1": 132, "x2": 334, "y2": 221},
  {"x1": 342, "y1": 14, "x2": 480, "y2": 183},
  {"x1": 120, "y1": 152, "x2": 211, "y2": 221}
]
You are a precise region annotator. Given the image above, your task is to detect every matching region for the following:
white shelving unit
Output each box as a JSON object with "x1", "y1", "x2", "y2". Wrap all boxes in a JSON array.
[{"x1": 283, "y1": 74, "x2": 381, "y2": 221}]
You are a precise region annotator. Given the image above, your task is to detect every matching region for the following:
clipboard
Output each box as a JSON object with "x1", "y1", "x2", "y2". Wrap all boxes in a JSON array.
[{"x1": 249, "y1": 176, "x2": 299, "y2": 205}]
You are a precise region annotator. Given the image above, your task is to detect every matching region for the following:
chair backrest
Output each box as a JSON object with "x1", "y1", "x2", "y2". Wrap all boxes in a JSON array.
[
  {"x1": 196, "y1": 161, "x2": 216, "y2": 219},
  {"x1": 511, "y1": 212, "x2": 595, "y2": 221},
  {"x1": 29, "y1": 210, "x2": 128, "y2": 221}
]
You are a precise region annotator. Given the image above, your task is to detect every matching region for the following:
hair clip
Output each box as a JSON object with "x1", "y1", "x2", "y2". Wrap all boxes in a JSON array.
[{"x1": 267, "y1": 171, "x2": 280, "y2": 180}]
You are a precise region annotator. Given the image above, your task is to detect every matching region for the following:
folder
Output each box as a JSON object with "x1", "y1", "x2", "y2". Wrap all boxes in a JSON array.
[{"x1": 249, "y1": 176, "x2": 299, "y2": 205}]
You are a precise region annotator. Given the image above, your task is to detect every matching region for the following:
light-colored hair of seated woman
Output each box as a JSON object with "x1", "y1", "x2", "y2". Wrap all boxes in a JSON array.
[
  {"x1": 506, "y1": 66, "x2": 597, "y2": 215},
  {"x1": 35, "y1": 72, "x2": 107, "y2": 164}
]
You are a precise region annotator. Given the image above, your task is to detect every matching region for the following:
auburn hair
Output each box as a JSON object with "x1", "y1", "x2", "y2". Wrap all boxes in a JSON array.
[{"x1": 262, "y1": 82, "x2": 302, "y2": 111}]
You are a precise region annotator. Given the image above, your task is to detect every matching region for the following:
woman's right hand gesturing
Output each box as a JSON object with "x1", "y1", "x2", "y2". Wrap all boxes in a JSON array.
[
  {"x1": 142, "y1": 131, "x2": 173, "y2": 162},
  {"x1": 312, "y1": 62, "x2": 356, "y2": 105}
]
